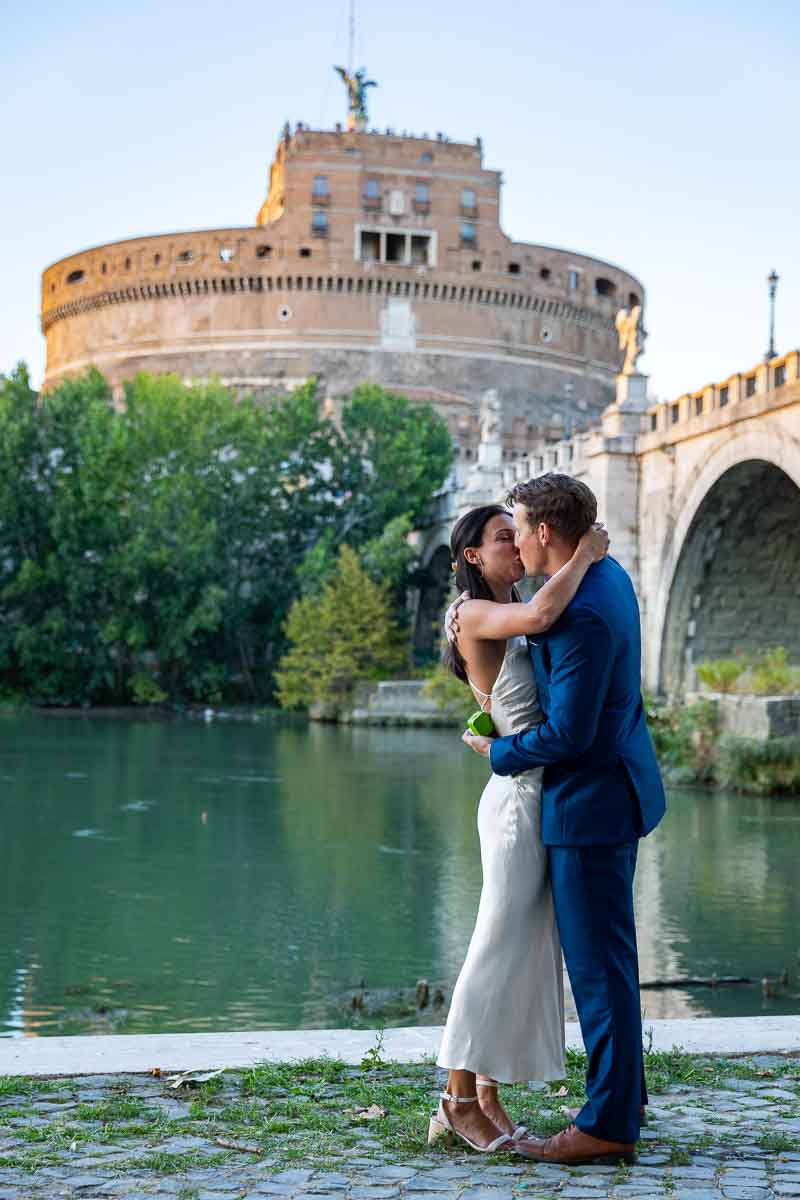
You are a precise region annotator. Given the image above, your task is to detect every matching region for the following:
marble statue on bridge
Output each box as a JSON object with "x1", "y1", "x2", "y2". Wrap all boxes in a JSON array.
[{"x1": 615, "y1": 304, "x2": 646, "y2": 375}]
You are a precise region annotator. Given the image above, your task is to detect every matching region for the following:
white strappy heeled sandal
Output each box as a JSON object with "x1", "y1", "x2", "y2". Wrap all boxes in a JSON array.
[
  {"x1": 476, "y1": 1075, "x2": 529, "y2": 1141},
  {"x1": 427, "y1": 1090, "x2": 515, "y2": 1153}
]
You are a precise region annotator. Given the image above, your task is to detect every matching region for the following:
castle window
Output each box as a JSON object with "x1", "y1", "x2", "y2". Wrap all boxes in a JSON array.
[
  {"x1": 415, "y1": 182, "x2": 429, "y2": 203},
  {"x1": 745, "y1": 375, "x2": 757, "y2": 397},
  {"x1": 420, "y1": 151, "x2": 433, "y2": 162},
  {"x1": 410, "y1": 235, "x2": 430, "y2": 265},
  {"x1": 539, "y1": 267, "x2": 551, "y2": 281},
  {"x1": 154, "y1": 253, "x2": 161, "y2": 266},
  {"x1": 124, "y1": 257, "x2": 132, "y2": 269},
  {"x1": 255, "y1": 244, "x2": 272, "y2": 258},
  {"x1": 508, "y1": 262, "x2": 520, "y2": 275},
  {"x1": 311, "y1": 210, "x2": 328, "y2": 236},
  {"x1": 775, "y1": 364, "x2": 786, "y2": 388},
  {"x1": 312, "y1": 175, "x2": 329, "y2": 197},
  {"x1": 364, "y1": 178, "x2": 381, "y2": 208},
  {"x1": 460, "y1": 222, "x2": 477, "y2": 245},
  {"x1": 66, "y1": 269, "x2": 85, "y2": 284},
  {"x1": 650, "y1": 412, "x2": 658, "y2": 432},
  {"x1": 177, "y1": 250, "x2": 193, "y2": 263},
  {"x1": 718, "y1": 386, "x2": 729, "y2": 408},
  {"x1": 386, "y1": 233, "x2": 406, "y2": 263},
  {"x1": 670, "y1": 403, "x2": 680, "y2": 424},
  {"x1": 101, "y1": 262, "x2": 107, "y2": 273},
  {"x1": 461, "y1": 187, "x2": 477, "y2": 214},
  {"x1": 568, "y1": 269, "x2": 579, "y2": 290},
  {"x1": 299, "y1": 247, "x2": 312, "y2": 257},
  {"x1": 472, "y1": 260, "x2": 481, "y2": 272},
  {"x1": 357, "y1": 227, "x2": 434, "y2": 267},
  {"x1": 360, "y1": 230, "x2": 380, "y2": 261},
  {"x1": 695, "y1": 394, "x2": 704, "y2": 416},
  {"x1": 595, "y1": 277, "x2": 616, "y2": 298},
  {"x1": 219, "y1": 247, "x2": 234, "y2": 262}
]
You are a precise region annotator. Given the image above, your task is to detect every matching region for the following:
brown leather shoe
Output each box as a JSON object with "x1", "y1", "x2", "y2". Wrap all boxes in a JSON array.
[
  {"x1": 523, "y1": 1123, "x2": 636, "y2": 1165},
  {"x1": 568, "y1": 1104, "x2": 647, "y2": 1127}
]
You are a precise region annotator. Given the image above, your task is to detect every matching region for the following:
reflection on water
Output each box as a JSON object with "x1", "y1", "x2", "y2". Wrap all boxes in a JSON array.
[{"x1": 1, "y1": 713, "x2": 798, "y2": 1037}]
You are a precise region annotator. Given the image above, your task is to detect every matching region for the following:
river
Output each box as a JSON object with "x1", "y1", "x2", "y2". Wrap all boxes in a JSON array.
[{"x1": 2, "y1": 713, "x2": 798, "y2": 1037}]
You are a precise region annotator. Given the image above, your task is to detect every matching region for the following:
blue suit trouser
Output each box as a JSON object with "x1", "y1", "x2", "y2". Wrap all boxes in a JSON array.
[{"x1": 549, "y1": 841, "x2": 647, "y2": 1144}]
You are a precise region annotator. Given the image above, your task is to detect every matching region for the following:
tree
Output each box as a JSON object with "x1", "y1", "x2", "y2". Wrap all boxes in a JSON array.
[
  {"x1": 330, "y1": 383, "x2": 452, "y2": 543},
  {"x1": 0, "y1": 368, "x2": 451, "y2": 704},
  {"x1": 275, "y1": 545, "x2": 408, "y2": 711}
]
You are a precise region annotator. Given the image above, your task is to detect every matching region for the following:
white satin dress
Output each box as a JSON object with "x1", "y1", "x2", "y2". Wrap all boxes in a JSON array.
[{"x1": 436, "y1": 636, "x2": 565, "y2": 1083}]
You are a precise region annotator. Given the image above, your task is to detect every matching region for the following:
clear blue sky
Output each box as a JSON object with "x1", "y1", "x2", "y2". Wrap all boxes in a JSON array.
[{"x1": 4, "y1": 0, "x2": 798, "y2": 400}]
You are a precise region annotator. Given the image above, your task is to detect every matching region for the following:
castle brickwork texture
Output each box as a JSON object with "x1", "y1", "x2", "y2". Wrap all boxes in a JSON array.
[{"x1": 41, "y1": 125, "x2": 643, "y2": 458}]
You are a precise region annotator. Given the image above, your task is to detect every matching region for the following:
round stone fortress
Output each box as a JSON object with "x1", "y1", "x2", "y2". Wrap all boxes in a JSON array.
[{"x1": 42, "y1": 122, "x2": 644, "y2": 454}]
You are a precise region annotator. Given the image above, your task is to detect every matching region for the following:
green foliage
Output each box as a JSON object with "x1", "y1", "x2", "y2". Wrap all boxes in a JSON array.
[
  {"x1": 747, "y1": 646, "x2": 800, "y2": 695},
  {"x1": 275, "y1": 545, "x2": 409, "y2": 711},
  {"x1": 358, "y1": 515, "x2": 416, "y2": 590},
  {"x1": 0, "y1": 369, "x2": 451, "y2": 705},
  {"x1": 129, "y1": 673, "x2": 168, "y2": 706},
  {"x1": 331, "y1": 383, "x2": 452, "y2": 543},
  {"x1": 645, "y1": 695, "x2": 718, "y2": 782},
  {"x1": 715, "y1": 735, "x2": 800, "y2": 795},
  {"x1": 695, "y1": 647, "x2": 800, "y2": 697},
  {"x1": 422, "y1": 663, "x2": 473, "y2": 718},
  {"x1": 695, "y1": 656, "x2": 747, "y2": 693}
]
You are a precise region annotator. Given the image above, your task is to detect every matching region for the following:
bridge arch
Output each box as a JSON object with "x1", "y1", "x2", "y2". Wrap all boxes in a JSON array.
[{"x1": 654, "y1": 426, "x2": 800, "y2": 696}]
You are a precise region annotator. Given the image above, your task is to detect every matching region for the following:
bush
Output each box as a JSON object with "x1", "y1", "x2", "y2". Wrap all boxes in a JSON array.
[
  {"x1": 715, "y1": 735, "x2": 800, "y2": 795},
  {"x1": 747, "y1": 647, "x2": 800, "y2": 696},
  {"x1": 275, "y1": 545, "x2": 409, "y2": 711},
  {"x1": 645, "y1": 695, "x2": 718, "y2": 783},
  {"x1": 696, "y1": 657, "x2": 747, "y2": 693},
  {"x1": 422, "y1": 663, "x2": 473, "y2": 718},
  {"x1": 695, "y1": 647, "x2": 800, "y2": 697}
]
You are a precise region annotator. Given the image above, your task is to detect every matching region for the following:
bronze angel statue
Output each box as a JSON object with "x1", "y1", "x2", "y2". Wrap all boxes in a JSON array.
[{"x1": 334, "y1": 66, "x2": 377, "y2": 128}]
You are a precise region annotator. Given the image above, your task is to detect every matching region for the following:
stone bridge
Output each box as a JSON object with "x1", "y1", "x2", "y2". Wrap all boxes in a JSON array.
[{"x1": 415, "y1": 349, "x2": 800, "y2": 697}]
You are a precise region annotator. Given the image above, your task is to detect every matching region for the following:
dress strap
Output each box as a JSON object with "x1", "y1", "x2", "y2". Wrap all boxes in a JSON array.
[{"x1": 467, "y1": 678, "x2": 491, "y2": 711}]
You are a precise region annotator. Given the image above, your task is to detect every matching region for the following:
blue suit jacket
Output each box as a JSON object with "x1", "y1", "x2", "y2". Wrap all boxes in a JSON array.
[{"x1": 489, "y1": 556, "x2": 666, "y2": 846}]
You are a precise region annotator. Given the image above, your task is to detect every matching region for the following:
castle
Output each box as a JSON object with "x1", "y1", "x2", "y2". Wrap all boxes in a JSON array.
[
  {"x1": 41, "y1": 112, "x2": 642, "y2": 465},
  {"x1": 41, "y1": 83, "x2": 799, "y2": 699}
]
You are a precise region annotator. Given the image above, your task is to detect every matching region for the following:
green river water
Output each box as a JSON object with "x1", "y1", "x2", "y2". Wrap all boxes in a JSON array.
[{"x1": 2, "y1": 713, "x2": 798, "y2": 1037}]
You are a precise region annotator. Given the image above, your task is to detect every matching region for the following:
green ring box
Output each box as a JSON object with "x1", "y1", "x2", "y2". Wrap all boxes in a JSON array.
[{"x1": 467, "y1": 710, "x2": 495, "y2": 736}]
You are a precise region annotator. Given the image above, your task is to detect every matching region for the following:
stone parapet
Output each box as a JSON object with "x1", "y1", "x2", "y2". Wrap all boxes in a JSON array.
[{"x1": 705, "y1": 693, "x2": 800, "y2": 741}]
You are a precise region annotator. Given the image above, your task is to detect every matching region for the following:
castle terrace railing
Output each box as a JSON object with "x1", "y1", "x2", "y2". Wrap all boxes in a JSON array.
[{"x1": 41, "y1": 271, "x2": 618, "y2": 336}]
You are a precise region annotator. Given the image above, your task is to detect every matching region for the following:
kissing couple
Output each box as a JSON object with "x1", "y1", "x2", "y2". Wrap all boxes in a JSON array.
[{"x1": 431, "y1": 472, "x2": 666, "y2": 1165}]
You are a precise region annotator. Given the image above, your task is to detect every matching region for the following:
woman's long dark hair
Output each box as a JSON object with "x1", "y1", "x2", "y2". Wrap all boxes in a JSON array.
[{"x1": 442, "y1": 504, "x2": 521, "y2": 683}]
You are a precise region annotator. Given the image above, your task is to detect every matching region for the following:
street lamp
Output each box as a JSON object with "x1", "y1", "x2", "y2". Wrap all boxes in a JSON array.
[{"x1": 765, "y1": 269, "x2": 779, "y2": 361}]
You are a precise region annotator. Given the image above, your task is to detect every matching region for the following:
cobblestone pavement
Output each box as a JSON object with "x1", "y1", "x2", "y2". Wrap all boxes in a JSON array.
[{"x1": 1, "y1": 1054, "x2": 799, "y2": 1199}]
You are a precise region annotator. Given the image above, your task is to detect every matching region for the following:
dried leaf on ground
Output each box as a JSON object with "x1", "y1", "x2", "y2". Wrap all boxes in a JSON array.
[
  {"x1": 214, "y1": 1137, "x2": 264, "y2": 1154},
  {"x1": 354, "y1": 1104, "x2": 388, "y2": 1121},
  {"x1": 165, "y1": 1067, "x2": 225, "y2": 1089}
]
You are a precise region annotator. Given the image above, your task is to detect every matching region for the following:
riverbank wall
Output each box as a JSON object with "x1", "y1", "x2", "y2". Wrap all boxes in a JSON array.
[{"x1": 3, "y1": 1016, "x2": 800, "y2": 1076}]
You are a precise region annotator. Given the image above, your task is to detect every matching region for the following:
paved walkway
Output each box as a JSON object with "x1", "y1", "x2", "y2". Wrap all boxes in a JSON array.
[
  {"x1": 4, "y1": 1019, "x2": 800, "y2": 1077},
  {"x1": 1, "y1": 1052, "x2": 799, "y2": 1200}
]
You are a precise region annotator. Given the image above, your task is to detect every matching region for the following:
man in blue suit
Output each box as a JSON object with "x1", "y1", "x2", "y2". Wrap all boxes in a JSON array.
[{"x1": 463, "y1": 473, "x2": 666, "y2": 1165}]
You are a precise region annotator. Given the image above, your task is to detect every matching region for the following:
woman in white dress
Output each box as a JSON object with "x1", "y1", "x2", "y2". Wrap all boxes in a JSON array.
[{"x1": 429, "y1": 504, "x2": 608, "y2": 1156}]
